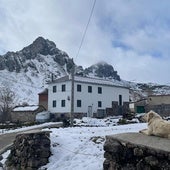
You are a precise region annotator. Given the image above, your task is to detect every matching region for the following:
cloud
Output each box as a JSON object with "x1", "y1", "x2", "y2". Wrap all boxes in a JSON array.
[{"x1": 0, "y1": 0, "x2": 170, "y2": 84}]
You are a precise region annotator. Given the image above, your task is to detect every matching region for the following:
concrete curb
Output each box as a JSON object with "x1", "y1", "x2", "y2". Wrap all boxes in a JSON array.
[{"x1": 0, "y1": 144, "x2": 13, "y2": 155}]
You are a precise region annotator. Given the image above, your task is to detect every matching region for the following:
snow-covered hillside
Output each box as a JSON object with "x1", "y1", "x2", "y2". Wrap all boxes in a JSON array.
[
  {"x1": 0, "y1": 36, "x2": 170, "y2": 105},
  {"x1": 0, "y1": 37, "x2": 73, "y2": 104},
  {"x1": 0, "y1": 37, "x2": 124, "y2": 105}
]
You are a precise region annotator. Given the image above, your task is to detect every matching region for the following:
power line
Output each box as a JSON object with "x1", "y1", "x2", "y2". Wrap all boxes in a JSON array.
[
  {"x1": 75, "y1": 0, "x2": 97, "y2": 61},
  {"x1": 70, "y1": 0, "x2": 97, "y2": 127}
]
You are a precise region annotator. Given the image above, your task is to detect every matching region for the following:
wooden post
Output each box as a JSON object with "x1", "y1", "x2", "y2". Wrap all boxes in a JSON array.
[{"x1": 70, "y1": 66, "x2": 75, "y2": 126}]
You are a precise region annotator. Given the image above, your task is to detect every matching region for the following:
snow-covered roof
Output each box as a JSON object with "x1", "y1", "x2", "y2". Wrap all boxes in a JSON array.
[
  {"x1": 38, "y1": 88, "x2": 48, "y2": 95},
  {"x1": 13, "y1": 105, "x2": 39, "y2": 112},
  {"x1": 74, "y1": 76, "x2": 125, "y2": 88},
  {"x1": 49, "y1": 75, "x2": 129, "y2": 89}
]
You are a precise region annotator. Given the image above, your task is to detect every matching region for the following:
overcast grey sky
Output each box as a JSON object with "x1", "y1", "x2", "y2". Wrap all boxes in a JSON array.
[{"x1": 1, "y1": 0, "x2": 170, "y2": 84}]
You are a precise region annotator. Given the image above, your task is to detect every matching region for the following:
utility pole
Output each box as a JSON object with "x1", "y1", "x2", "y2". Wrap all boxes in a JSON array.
[{"x1": 70, "y1": 66, "x2": 75, "y2": 126}]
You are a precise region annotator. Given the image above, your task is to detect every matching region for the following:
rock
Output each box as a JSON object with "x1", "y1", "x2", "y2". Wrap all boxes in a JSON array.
[
  {"x1": 103, "y1": 133, "x2": 170, "y2": 170},
  {"x1": 0, "y1": 155, "x2": 3, "y2": 161},
  {"x1": 144, "y1": 156, "x2": 159, "y2": 166},
  {"x1": 103, "y1": 138, "x2": 122, "y2": 153},
  {"x1": 104, "y1": 152, "x2": 112, "y2": 160},
  {"x1": 103, "y1": 159, "x2": 110, "y2": 170},
  {"x1": 5, "y1": 131, "x2": 51, "y2": 170},
  {"x1": 0, "y1": 36, "x2": 74, "y2": 74},
  {"x1": 134, "y1": 148, "x2": 143, "y2": 156},
  {"x1": 0, "y1": 162, "x2": 3, "y2": 167},
  {"x1": 84, "y1": 62, "x2": 121, "y2": 81}
]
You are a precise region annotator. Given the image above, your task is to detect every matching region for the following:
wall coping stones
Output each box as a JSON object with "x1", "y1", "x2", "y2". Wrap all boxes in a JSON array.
[
  {"x1": 106, "y1": 132, "x2": 170, "y2": 153},
  {"x1": 103, "y1": 133, "x2": 170, "y2": 170},
  {"x1": 16, "y1": 130, "x2": 52, "y2": 135}
]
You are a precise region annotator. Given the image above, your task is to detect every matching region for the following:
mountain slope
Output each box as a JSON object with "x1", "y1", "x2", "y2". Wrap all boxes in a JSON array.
[
  {"x1": 0, "y1": 37, "x2": 75, "y2": 104},
  {"x1": 0, "y1": 37, "x2": 124, "y2": 105},
  {"x1": 0, "y1": 36, "x2": 170, "y2": 105},
  {"x1": 0, "y1": 37, "x2": 74, "y2": 74}
]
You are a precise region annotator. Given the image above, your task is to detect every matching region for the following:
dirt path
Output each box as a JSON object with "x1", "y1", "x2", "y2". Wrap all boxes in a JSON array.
[{"x1": 0, "y1": 122, "x2": 62, "y2": 154}]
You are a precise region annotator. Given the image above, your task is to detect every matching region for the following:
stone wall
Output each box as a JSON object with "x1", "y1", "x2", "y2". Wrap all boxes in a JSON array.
[
  {"x1": 5, "y1": 130, "x2": 51, "y2": 170},
  {"x1": 54, "y1": 112, "x2": 87, "y2": 119},
  {"x1": 103, "y1": 133, "x2": 170, "y2": 170},
  {"x1": 145, "y1": 104, "x2": 170, "y2": 117},
  {"x1": 11, "y1": 105, "x2": 46, "y2": 123},
  {"x1": 106, "y1": 101, "x2": 130, "y2": 116}
]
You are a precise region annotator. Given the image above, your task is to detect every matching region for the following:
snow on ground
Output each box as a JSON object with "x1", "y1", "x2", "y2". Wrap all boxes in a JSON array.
[
  {"x1": 0, "y1": 118, "x2": 147, "y2": 170},
  {"x1": 42, "y1": 123, "x2": 147, "y2": 170},
  {"x1": 74, "y1": 116, "x2": 139, "y2": 127}
]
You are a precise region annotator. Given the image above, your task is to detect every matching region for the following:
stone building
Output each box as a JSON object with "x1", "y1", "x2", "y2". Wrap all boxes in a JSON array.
[
  {"x1": 146, "y1": 95, "x2": 170, "y2": 117},
  {"x1": 130, "y1": 99, "x2": 147, "y2": 114},
  {"x1": 11, "y1": 105, "x2": 46, "y2": 123},
  {"x1": 130, "y1": 95, "x2": 170, "y2": 117}
]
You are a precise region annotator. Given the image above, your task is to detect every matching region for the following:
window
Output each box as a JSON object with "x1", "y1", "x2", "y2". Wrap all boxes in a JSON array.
[
  {"x1": 62, "y1": 84, "x2": 66, "y2": 92},
  {"x1": 98, "y1": 87, "x2": 102, "y2": 94},
  {"x1": 88, "y1": 86, "x2": 92, "y2": 93},
  {"x1": 61, "y1": 100, "x2": 66, "y2": 107},
  {"x1": 77, "y1": 84, "x2": 81, "y2": 92},
  {"x1": 53, "y1": 86, "x2": 57, "y2": 93},
  {"x1": 77, "y1": 100, "x2": 81, "y2": 107},
  {"x1": 98, "y1": 101, "x2": 102, "y2": 107},
  {"x1": 52, "y1": 100, "x2": 56, "y2": 107},
  {"x1": 119, "y1": 95, "x2": 122, "y2": 106}
]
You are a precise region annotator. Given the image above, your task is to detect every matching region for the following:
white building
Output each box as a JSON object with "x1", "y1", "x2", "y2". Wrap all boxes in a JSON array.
[{"x1": 48, "y1": 75, "x2": 129, "y2": 118}]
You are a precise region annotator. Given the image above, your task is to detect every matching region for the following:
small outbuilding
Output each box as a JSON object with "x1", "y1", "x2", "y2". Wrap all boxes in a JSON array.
[
  {"x1": 146, "y1": 94, "x2": 170, "y2": 117},
  {"x1": 132, "y1": 98, "x2": 147, "y2": 114},
  {"x1": 11, "y1": 105, "x2": 46, "y2": 123}
]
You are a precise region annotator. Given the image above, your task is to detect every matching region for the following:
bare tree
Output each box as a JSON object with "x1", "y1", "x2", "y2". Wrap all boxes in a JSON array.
[{"x1": 0, "y1": 87, "x2": 16, "y2": 122}]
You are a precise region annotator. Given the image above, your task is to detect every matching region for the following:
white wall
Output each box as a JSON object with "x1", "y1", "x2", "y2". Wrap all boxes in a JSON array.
[
  {"x1": 48, "y1": 81, "x2": 71, "y2": 113},
  {"x1": 48, "y1": 80, "x2": 129, "y2": 115},
  {"x1": 74, "y1": 82, "x2": 129, "y2": 113}
]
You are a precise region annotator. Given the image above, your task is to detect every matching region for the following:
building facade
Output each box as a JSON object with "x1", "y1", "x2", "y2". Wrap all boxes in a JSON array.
[
  {"x1": 146, "y1": 95, "x2": 170, "y2": 117},
  {"x1": 11, "y1": 105, "x2": 45, "y2": 123},
  {"x1": 38, "y1": 88, "x2": 48, "y2": 110},
  {"x1": 48, "y1": 76, "x2": 129, "y2": 118}
]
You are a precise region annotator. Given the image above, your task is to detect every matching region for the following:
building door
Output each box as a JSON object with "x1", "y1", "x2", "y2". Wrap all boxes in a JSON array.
[
  {"x1": 136, "y1": 106, "x2": 145, "y2": 113},
  {"x1": 87, "y1": 106, "x2": 92, "y2": 117},
  {"x1": 119, "y1": 95, "x2": 122, "y2": 106}
]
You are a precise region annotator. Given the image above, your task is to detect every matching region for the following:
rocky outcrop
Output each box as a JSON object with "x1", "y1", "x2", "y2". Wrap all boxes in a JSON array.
[
  {"x1": 5, "y1": 130, "x2": 51, "y2": 170},
  {"x1": 103, "y1": 133, "x2": 170, "y2": 170},
  {"x1": 0, "y1": 36, "x2": 74, "y2": 73},
  {"x1": 84, "y1": 62, "x2": 120, "y2": 81}
]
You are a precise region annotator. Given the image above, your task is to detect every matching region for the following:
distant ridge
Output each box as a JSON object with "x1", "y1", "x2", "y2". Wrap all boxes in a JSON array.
[{"x1": 0, "y1": 36, "x2": 170, "y2": 104}]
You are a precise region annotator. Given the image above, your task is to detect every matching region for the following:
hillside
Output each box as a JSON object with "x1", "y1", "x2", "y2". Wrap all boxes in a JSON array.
[
  {"x1": 0, "y1": 37, "x2": 170, "y2": 105},
  {"x1": 0, "y1": 37, "x2": 75, "y2": 104},
  {"x1": 0, "y1": 37, "x2": 122, "y2": 104}
]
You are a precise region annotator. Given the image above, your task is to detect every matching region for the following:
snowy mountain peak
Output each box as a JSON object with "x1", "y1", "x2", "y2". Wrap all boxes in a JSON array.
[
  {"x1": 84, "y1": 62, "x2": 121, "y2": 81},
  {"x1": 21, "y1": 37, "x2": 57, "y2": 58},
  {"x1": 0, "y1": 37, "x2": 75, "y2": 104},
  {"x1": 0, "y1": 37, "x2": 170, "y2": 105},
  {"x1": 0, "y1": 37, "x2": 74, "y2": 73},
  {"x1": 96, "y1": 61, "x2": 108, "y2": 66}
]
